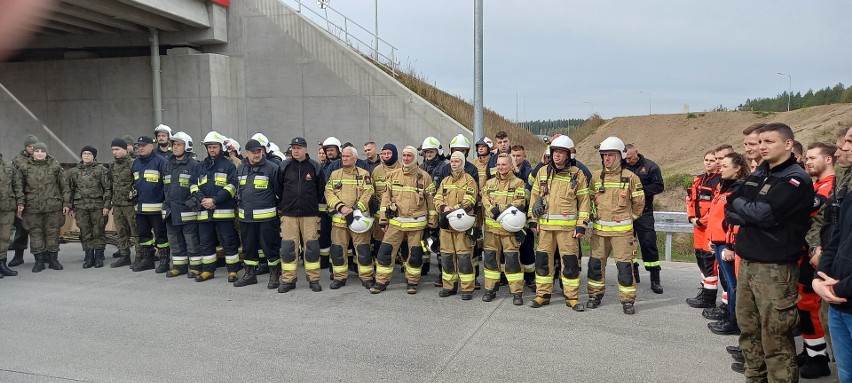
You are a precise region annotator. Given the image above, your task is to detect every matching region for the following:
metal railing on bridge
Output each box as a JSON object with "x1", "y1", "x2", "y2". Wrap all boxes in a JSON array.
[
  {"x1": 282, "y1": 0, "x2": 400, "y2": 75},
  {"x1": 653, "y1": 211, "x2": 693, "y2": 261}
]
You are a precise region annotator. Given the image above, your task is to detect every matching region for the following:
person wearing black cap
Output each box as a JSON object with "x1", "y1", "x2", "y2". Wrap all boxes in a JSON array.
[
  {"x1": 233, "y1": 138, "x2": 283, "y2": 288},
  {"x1": 108, "y1": 138, "x2": 140, "y2": 268},
  {"x1": 18, "y1": 142, "x2": 70, "y2": 272},
  {"x1": 368, "y1": 144, "x2": 400, "y2": 270},
  {"x1": 67, "y1": 146, "x2": 111, "y2": 269},
  {"x1": 277, "y1": 136, "x2": 325, "y2": 292},
  {"x1": 131, "y1": 136, "x2": 169, "y2": 272}
]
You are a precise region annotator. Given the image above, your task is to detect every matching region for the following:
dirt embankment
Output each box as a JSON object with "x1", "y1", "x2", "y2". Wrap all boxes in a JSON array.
[{"x1": 575, "y1": 104, "x2": 852, "y2": 211}]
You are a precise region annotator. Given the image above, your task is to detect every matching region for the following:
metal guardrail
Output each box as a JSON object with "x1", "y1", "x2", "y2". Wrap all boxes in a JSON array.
[
  {"x1": 283, "y1": 0, "x2": 400, "y2": 75},
  {"x1": 653, "y1": 211, "x2": 693, "y2": 261}
]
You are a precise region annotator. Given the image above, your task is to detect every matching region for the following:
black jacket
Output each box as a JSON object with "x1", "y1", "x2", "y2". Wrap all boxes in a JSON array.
[
  {"x1": 280, "y1": 156, "x2": 323, "y2": 217},
  {"x1": 726, "y1": 155, "x2": 814, "y2": 263},
  {"x1": 625, "y1": 154, "x2": 664, "y2": 215},
  {"x1": 163, "y1": 154, "x2": 199, "y2": 225},
  {"x1": 236, "y1": 157, "x2": 282, "y2": 222},
  {"x1": 818, "y1": 174, "x2": 852, "y2": 313}
]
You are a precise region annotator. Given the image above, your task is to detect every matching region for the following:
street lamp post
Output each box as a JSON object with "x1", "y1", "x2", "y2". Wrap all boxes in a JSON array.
[
  {"x1": 640, "y1": 91, "x2": 651, "y2": 115},
  {"x1": 777, "y1": 72, "x2": 791, "y2": 112},
  {"x1": 373, "y1": 0, "x2": 379, "y2": 61}
]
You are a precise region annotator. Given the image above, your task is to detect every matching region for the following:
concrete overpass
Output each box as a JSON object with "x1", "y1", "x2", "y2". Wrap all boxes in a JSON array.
[{"x1": 1, "y1": 0, "x2": 468, "y2": 163}]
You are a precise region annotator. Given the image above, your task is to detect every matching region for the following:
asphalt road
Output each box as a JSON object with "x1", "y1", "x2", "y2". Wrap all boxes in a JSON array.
[{"x1": 0, "y1": 245, "x2": 838, "y2": 382}]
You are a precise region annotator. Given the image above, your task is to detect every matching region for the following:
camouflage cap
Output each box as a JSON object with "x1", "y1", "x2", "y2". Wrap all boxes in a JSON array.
[
  {"x1": 123, "y1": 135, "x2": 136, "y2": 146},
  {"x1": 23, "y1": 134, "x2": 39, "y2": 147}
]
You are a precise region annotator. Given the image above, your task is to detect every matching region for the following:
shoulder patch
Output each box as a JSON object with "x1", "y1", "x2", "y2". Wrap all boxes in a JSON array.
[{"x1": 789, "y1": 178, "x2": 800, "y2": 187}]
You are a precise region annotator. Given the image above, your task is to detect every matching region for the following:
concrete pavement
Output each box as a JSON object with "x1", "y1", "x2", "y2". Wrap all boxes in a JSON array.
[{"x1": 0, "y1": 244, "x2": 837, "y2": 382}]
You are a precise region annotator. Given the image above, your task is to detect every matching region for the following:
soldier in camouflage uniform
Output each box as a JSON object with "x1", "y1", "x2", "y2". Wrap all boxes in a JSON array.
[
  {"x1": 109, "y1": 138, "x2": 140, "y2": 268},
  {"x1": 0, "y1": 153, "x2": 24, "y2": 277},
  {"x1": 19, "y1": 142, "x2": 70, "y2": 272},
  {"x1": 726, "y1": 123, "x2": 814, "y2": 382},
  {"x1": 7, "y1": 134, "x2": 39, "y2": 267},
  {"x1": 68, "y1": 146, "x2": 111, "y2": 269}
]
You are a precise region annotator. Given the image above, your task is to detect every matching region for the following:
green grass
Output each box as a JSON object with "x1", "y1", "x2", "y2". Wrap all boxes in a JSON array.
[{"x1": 664, "y1": 173, "x2": 693, "y2": 190}]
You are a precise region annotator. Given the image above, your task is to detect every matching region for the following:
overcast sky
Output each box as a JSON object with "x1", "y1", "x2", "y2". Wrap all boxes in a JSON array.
[{"x1": 305, "y1": 0, "x2": 851, "y2": 120}]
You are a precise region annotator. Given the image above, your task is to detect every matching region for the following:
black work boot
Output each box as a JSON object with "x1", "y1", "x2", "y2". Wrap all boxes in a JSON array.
[
  {"x1": 154, "y1": 248, "x2": 170, "y2": 274},
  {"x1": 278, "y1": 281, "x2": 297, "y2": 293},
  {"x1": 255, "y1": 261, "x2": 269, "y2": 275},
  {"x1": 267, "y1": 267, "x2": 281, "y2": 290},
  {"x1": 8, "y1": 249, "x2": 24, "y2": 267},
  {"x1": 708, "y1": 317, "x2": 740, "y2": 335},
  {"x1": 110, "y1": 253, "x2": 131, "y2": 268},
  {"x1": 649, "y1": 269, "x2": 663, "y2": 294},
  {"x1": 47, "y1": 252, "x2": 63, "y2": 270},
  {"x1": 233, "y1": 265, "x2": 258, "y2": 287},
  {"x1": 622, "y1": 302, "x2": 636, "y2": 315},
  {"x1": 586, "y1": 295, "x2": 603, "y2": 309},
  {"x1": 309, "y1": 280, "x2": 322, "y2": 292},
  {"x1": 227, "y1": 271, "x2": 239, "y2": 283},
  {"x1": 633, "y1": 262, "x2": 641, "y2": 283},
  {"x1": 112, "y1": 249, "x2": 122, "y2": 258},
  {"x1": 82, "y1": 250, "x2": 95, "y2": 269},
  {"x1": 32, "y1": 253, "x2": 46, "y2": 273},
  {"x1": 94, "y1": 249, "x2": 105, "y2": 268},
  {"x1": 529, "y1": 294, "x2": 551, "y2": 308},
  {"x1": 130, "y1": 251, "x2": 143, "y2": 270},
  {"x1": 731, "y1": 362, "x2": 744, "y2": 374},
  {"x1": 331, "y1": 279, "x2": 347, "y2": 290},
  {"x1": 512, "y1": 293, "x2": 524, "y2": 306},
  {"x1": 686, "y1": 288, "x2": 717, "y2": 308},
  {"x1": 482, "y1": 290, "x2": 497, "y2": 302},
  {"x1": 438, "y1": 288, "x2": 457, "y2": 298},
  {"x1": 799, "y1": 354, "x2": 831, "y2": 379},
  {"x1": 0, "y1": 259, "x2": 18, "y2": 276},
  {"x1": 702, "y1": 303, "x2": 728, "y2": 320},
  {"x1": 133, "y1": 248, "x2": 156, "y2": 272}
]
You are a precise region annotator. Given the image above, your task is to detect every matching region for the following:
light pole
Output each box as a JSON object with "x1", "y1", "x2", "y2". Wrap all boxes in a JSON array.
[
  {"x1": 777, "y1": 72, "x2": 791, "y2": 112},
  {"x1": 373, "y1": 0, "x2": 379, "y2": 61},
  {"x1": 582, "y1": 101, "x2": 594, "y2": 116},
  {"x1": 640, "y1": 91, "x2": 651, "y2": 115}
]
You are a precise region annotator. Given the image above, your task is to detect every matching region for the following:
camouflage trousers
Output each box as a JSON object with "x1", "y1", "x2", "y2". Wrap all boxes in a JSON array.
[
  {"x1": 112, "y1": 206, "x2": 139, "y2": 256},
  {"x1": 22, "y1": 210, "x2": 65, "y2": 254},
  {"x1": 76, "y1": 208, "x2": 106, "y2": 250},
  {"x1": 736, "y1": 259, "x2": 800, "y2": 383},
  {"x1": 0, "y1": 211, "x2": 14, "y2": 259}
]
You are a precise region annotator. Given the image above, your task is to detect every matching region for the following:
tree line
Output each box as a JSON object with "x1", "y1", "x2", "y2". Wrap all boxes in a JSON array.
[
  {"x1": 739, "y1": 82, "x2": 852, "y2": 112},
  {"x1": 518, "y1": 118, "x2": 587, "y2": 136}
]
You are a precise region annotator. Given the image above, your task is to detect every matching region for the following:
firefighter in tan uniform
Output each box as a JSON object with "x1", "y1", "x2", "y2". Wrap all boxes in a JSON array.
[
  {"x1": 369, "y1": 144, "x2": 400, "y2": 261},
  {"x1": 527, "y1": 136, "x2": 590, "y2": 310},
  {"x1": 587, "y1": 136, "x2": 645, "y2": 315},
  {"x1": 481, "y1": 153, "x2": 527, "y2": 305},
  {"x1": 435, "y1": 151, "x2": 479, "y2": 300},
  {"x1": 371, "y1": 146, "x2": 438, "y2": 294},
  {"x1": 325, "y1": 146, "x2": 375, "y2": 290}
]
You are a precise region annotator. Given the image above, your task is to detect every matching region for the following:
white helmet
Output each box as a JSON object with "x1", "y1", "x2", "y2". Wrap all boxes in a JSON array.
[
  {"x1": 154, "y1": 124, "x2": 172, "y2": 138},
  {"x1": 448, "y1": 208, "x2": 476, "y2": 232},
  {"x1": 251, "y1": 133, "x2": 272, "y2": 150},
  {"x1": 322, "y1": 137, "x2": 342, "y2": 150},
  {"x1": 203, "y1": 131, "x2": 227, "y2": 149},
  {"x1": 349, "y1": 210, "x2": 374, "y2": 233},
  {"x1": 497, "y1": 206, "x2": 526, "y2": 233},
  {"x1": 224, "y1": 137, "x2": 241, "y2": 154},
  {"x1": 449, "y1": 134, "x2": 471, "y2": 150},
  {"x1": 550, "y1": 135, "x2": 576, "y2": 159},
  {"x1": 268, "y1": 142, "x2": 281, "y2": 154},
  {"x1": 170, "y1": 131, "x2": 194, "y2": 153},
  {"x1": 421, "y1": 136, "x2": 441, "y2": 151},
  {"x1": 598, "y1": 136, "x2": 626, "y2": 156}
]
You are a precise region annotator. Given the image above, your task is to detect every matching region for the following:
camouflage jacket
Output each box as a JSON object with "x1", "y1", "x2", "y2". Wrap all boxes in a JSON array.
[
  {"x1": 13, "y1": 150, "x2": 59, "y2": 170},
  {"x1": 68, "y1": 160, "x2": 111, "y2": 210},
  {"x1": 19, "y1": 156, "x2": 70, "y2": 213},
  {"x1": 0, "y1": 159, "x2": 24, "y2": 212},
  {"x1": 109, "y1": 154, "x2": 135, "y2": 208}
]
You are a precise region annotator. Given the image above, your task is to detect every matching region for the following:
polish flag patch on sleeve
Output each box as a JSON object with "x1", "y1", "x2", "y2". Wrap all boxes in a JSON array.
[{"x1": 789, "y1": 178, "x2": 800, "y2": 187}]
